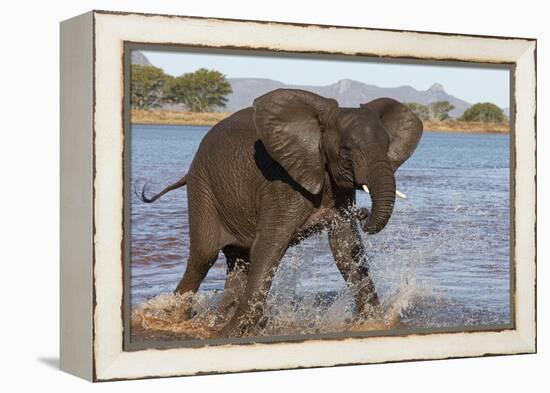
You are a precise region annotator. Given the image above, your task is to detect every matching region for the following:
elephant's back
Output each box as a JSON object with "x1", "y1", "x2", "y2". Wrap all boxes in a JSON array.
[
  {"x1": 191, "y1": 107, "x2": 260, "y2": 175},
  {"x1": 200, "y1": 107, "x2": 258, "y2": 151}
]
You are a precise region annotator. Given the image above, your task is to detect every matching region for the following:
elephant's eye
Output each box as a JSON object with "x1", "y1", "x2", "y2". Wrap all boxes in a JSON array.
[
  {"x1": 340, "y1": 147, "x2": 351, "y2": 160},
  {"x1": 339, "y1": 148, "x2": 353, "y2": 170}
]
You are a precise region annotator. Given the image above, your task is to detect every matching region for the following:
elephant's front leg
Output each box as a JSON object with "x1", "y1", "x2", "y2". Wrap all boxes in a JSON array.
[
  {"x1": 219, "y1": 230, "x2": 294, "y2": 337},
  {"x1": 214, "y1": 247, "x2": 250, "y2": 325},
  {"x1": 219, "y1": 237, "x2": 288, "y2": 337},
  {"x1": 328, "y1": 215, "x2": 379, "y2": 319}
]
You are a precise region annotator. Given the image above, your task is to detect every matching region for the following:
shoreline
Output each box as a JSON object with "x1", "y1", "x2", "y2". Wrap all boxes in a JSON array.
[
  {"x1": 423, "y1": 120, "x2": 509, "y2": 133},
  {"x1": 131, "y1": 109, "x2": 510, "y2": 134}
]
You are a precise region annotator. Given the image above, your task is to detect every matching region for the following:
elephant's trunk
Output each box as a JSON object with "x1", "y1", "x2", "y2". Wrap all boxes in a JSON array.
[{"x1": 358, "y1": 158, "x2": 396, "y2": 235}]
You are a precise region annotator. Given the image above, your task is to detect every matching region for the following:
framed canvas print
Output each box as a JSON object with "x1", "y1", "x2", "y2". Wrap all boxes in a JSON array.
[{"x1": 60, "y1": 10, "x2": 537, "y2": 381}]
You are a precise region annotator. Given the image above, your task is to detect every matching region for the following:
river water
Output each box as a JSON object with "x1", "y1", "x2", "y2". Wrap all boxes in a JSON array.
[{"x1": 129, "y1": 124, "x2": 511, "y2": 342}]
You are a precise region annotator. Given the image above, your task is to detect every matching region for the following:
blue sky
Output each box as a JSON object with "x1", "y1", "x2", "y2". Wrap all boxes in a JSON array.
[{"x1": 141, "y1": 49, "x2": 510, "y2": 108}]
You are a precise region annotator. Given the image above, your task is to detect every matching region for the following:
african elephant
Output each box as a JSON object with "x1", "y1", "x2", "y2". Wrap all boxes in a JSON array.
[{"x1": 138, "y1": 89, "x2": 423, "y2": 337}]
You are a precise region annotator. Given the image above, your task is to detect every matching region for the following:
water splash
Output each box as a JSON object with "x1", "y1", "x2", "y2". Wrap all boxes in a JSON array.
[{"x1": 131, "y1": 228, "x2": 437, "y2": 341}]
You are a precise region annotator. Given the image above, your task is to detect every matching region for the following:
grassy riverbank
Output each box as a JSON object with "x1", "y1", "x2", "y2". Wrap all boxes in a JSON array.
[
  {"x1": 423, "y1": 120, "x2": 509, "y2": 133},
  {"x1": 131, "y1": 110, "x2": 510, "y2": 133},
  {"x1": 131, "y1": 110, "x2": 230, "y2": 126}
]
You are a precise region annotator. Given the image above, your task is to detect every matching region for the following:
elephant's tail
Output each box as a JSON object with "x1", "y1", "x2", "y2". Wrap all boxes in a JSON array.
[{"x1": 135, "y1": 174, "x2": 188, "y2": 203}]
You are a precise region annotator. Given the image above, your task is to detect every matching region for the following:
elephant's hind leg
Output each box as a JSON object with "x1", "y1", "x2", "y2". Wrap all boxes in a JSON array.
[
  {"x1": 174, "y1": 246, "x2": 219, "y2": 319},
  {"x1": 175, "y1": 248, "x2": 219, "y2": 295},
  {"x1": 174, "y1": 183, "x2": 223, "y2": 318}
]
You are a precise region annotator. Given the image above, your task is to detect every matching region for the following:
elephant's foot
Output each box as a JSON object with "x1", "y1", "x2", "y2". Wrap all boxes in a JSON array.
[
  {"x1": 211, "y1": 302, "x2": 238, "y2": 327},
  {"x1": 350, "y1": 299, "x2": 401, "y2": 332},
  {"x1": 217, "y1": 311, "x2": 263, "y2": 338},
  {"x1": 170, "y1": 290, "x2": 197, "y2": 322},
  {"x1": 349, "y1": 312, "x2": 401, "y2": 332},
  {"x1": 354, "y1": 306, "x2": 377, "y2": 323},
  {"x1": 218, "y1": 321, "x2": 251, "y2": 338},
  {"x1": 212, "y1": 268, "x2": 247, "y2": 326}
]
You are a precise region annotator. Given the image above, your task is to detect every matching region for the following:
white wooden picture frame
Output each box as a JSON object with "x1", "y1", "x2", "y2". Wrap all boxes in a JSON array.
[{"x1": 60, "y1": 10, "x2": 536, "y2": 381}]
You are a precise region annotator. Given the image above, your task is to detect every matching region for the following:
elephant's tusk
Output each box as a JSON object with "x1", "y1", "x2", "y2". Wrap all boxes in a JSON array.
[{"x1": 363, "y1": 184, "x2": 407, "y2": 199}]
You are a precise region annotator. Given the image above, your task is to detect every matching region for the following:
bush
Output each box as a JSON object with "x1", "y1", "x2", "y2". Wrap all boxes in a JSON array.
[
  {"x1": 405, "y1": 103, "x2": 430, "y2": 121},
  {"x1": 165, "y1": 68, "x2": 232, "y2": 112},
  {"x1": 130, "y1": 65, "x2": 172, "y2": 109},
  {"x1": 459, "y1": 103, "x2": 506, "y2": 122},
  {"x1": 406, "y1": 101, "x2": 455, "y2": 121},
  {"x1": 429, "y1": 101, "x2": 455, "y2": 121}
]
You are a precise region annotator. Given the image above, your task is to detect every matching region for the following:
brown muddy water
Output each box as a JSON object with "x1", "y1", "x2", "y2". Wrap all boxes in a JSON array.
[{"x1": 129, "y1": 124, "x2": 511, "y2": 345}]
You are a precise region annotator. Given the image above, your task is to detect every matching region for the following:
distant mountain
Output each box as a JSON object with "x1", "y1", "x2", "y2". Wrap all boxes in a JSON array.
[
  {"x1": 131, "y1": 51, "x2": 152, "y2": 66},
  {"x1": 224, "y1": 78, "x2": 286, "y2": 111},
  {"x1": 226, "y1": 78, "x2": 471, "y2": 117}
]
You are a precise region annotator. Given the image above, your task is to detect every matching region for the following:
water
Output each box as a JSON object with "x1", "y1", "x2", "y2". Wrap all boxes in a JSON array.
[{"x1": 130, "y1": 124, "x2": 510, "y2": 342}]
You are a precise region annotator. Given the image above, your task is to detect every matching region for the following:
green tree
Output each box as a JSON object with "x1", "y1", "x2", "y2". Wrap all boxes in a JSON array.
[
  {"x1": 429, "y1": 101, "x2": 455, "y2": 120},
  {"x1": 459, "y1": 102, "x2": 506, "y2": 122},
  {"x1": 166, "y1": 68, "x2": 232, "y2": 112},
  {"x1": 405, "y1": 102, "x2": 431, "y2": 121},
  {"x1": 130, "y1": 65, "x2": 172, "y2": 109}
]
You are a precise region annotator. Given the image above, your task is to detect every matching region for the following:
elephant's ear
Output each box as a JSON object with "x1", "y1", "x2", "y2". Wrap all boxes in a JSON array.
[
  {"x1": 361, "y1": 98, "x2": 423, "y2": 171},
  {"x1": 253, "y1": 89, "x2": 338, "y2": 194}
]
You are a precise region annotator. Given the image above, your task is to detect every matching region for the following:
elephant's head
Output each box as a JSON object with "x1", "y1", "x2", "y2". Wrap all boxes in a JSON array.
[{"x1": 253, "y1": 89, "x2": 423, "y2": 234}]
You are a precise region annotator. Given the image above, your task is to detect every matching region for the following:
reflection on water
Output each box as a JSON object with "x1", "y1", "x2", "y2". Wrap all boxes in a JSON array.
[{"x1": 130, "y1": 124, "x2": 510, "y2": 343}]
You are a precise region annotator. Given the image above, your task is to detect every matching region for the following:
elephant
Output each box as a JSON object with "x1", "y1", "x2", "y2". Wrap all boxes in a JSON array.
[{"x1": 137, "y1": 88, "x2": 423, "y2": 337}]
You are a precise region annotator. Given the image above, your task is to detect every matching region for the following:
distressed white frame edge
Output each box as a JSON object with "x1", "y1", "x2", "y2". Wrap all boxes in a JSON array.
[
  {"x1": 78, "y1": 11, "x2": 535, "y2": 381},
  {"x1": 60, "y1": 11, "x2": 94, "y2": 381}
]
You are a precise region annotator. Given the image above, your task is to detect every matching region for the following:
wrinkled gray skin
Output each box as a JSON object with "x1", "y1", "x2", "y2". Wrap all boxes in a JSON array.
[{"x1": 138, "y1": 89, "x2": 423, "y2": 337}]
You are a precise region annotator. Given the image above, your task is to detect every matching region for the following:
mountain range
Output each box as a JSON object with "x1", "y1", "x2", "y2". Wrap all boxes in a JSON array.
[
  {"x1": 132, "y1": 51, "x2": 506, "y2": 118},
  {"x1": 225, "y1": 78, "x2": 471, "y2": 117}
]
